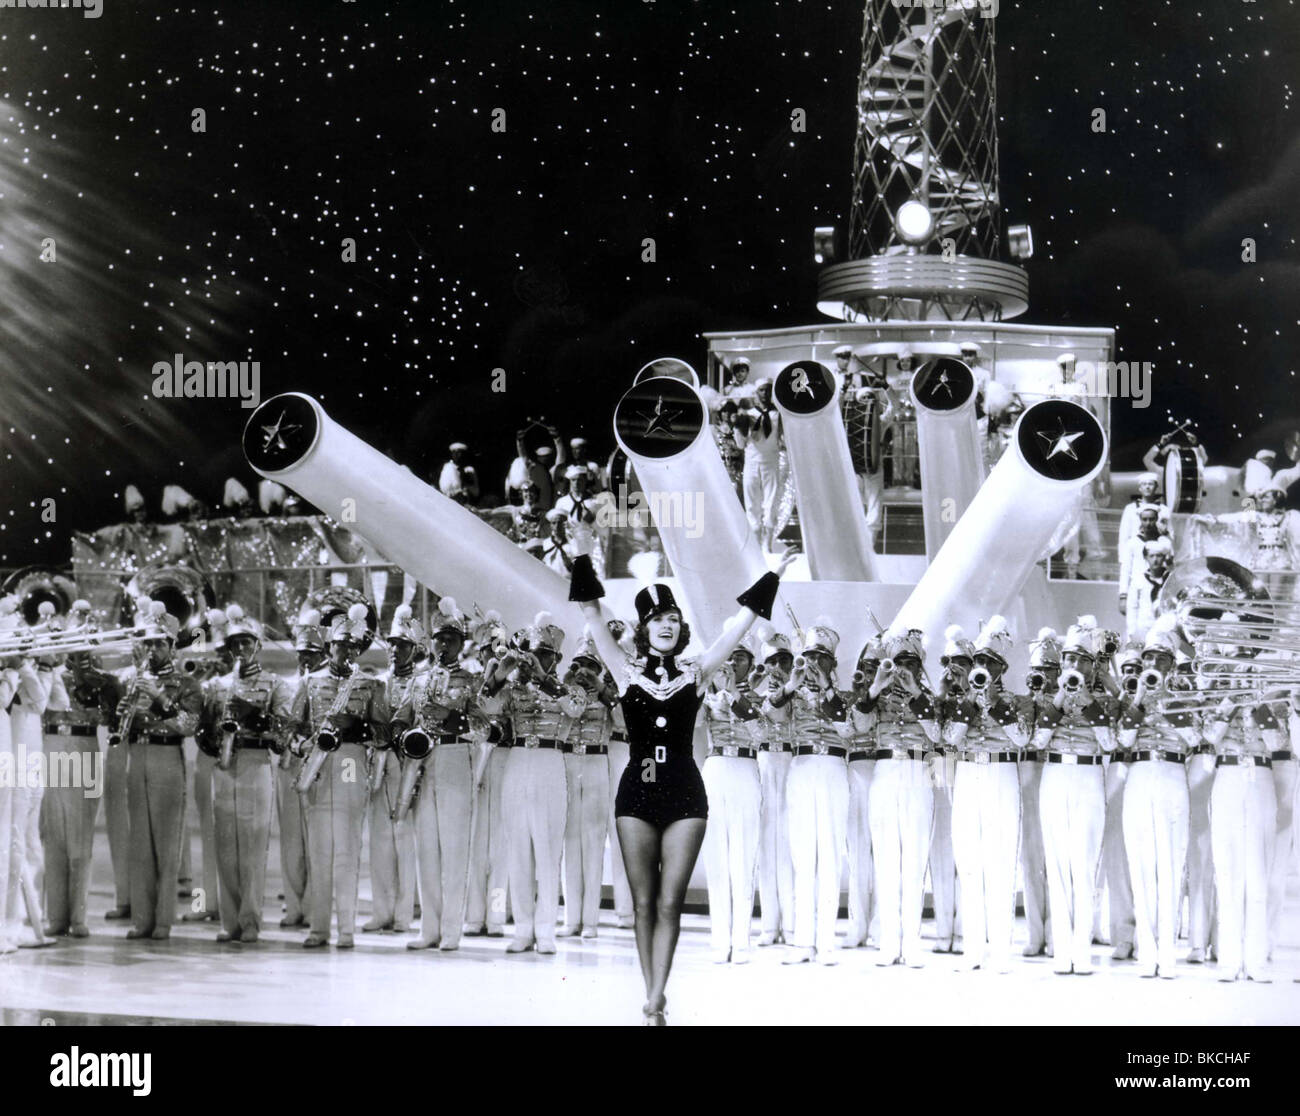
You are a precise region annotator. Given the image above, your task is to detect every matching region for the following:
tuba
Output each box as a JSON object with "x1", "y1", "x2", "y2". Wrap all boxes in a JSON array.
[
  {"x1": 1, "y1": 566, "x2": 77, "y2": 629},
  {"x1": 126, "y1": 564, "x2": 214, "y2": 646}
]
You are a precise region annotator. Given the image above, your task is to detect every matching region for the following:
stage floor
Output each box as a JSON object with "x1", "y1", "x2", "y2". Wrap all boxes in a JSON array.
[{"x1": 3, "y1": 819, "x2": 1299, "y2": 1026}]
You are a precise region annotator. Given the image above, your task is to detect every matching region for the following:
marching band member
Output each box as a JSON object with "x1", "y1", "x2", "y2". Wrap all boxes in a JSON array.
[
  {"x1": 699, "y1": 634, "x2": 762, "y2": 963},
  {"x1": 844, "y1": 636, "x2": 881, "y2": 949},
  {"x1": 277, "y1": 610, "x2": 325, "y2": 928},
  {"x1": 1020, "y1": 629, "x2": 1060, "y2": 957},
  {"x1": 394, "y1": 599, "x2": 480, "y2": 951},
  {"x1": 0, "y1": 648, "x2": 20, "y2": 953},
  {"x1": 17, "y1": 605, "x2": 58, "y2": 906},
  {"x1": 569, "y1": 553, "x2": 791, "y2": 1024},
  {"x1": 479, "y1": 612, "x2": 569, "y2": 955},
  {"x1": 753, "y1": 631, "x2": 796, "y2": 946},
  {"x1": 1032, "y1": 619, "x2": 1117, "y2": 975},
  {"x1": 291, "y1": 604, "x2": 390, "y2": 949},
  {"x1": 116, "y1": 602, "x2": 204, "y2": 940},
  {"x1": 464, "y1": 609, "x2": 513, "y2": 938},
  {"x1": 208, "y1": 605, "x2": 292, "y2": 943},
  {"x1": 1116, "y1": 618, "x2": 1195, "y2": 978},
  {"x1": 930, "y1": 624, "x2": 973, "y2": 954},
  {"x1": 768, "y1": 621, "x2": 852, "y2": 965},
  {"x1": 1181, "y1": 656, "x2": 1218, "y2": 965},
  {"x1": 1201, "y1": 652, "x2": 1281, "y2": 982},
  {"x1": 41, "y1": 616, "x2": 116, "y2": 938},
  {"x1": 1102, "y1": 642, "x2": 1140, "y2": 961},
  {"x1": 182, "y1": 609, "x2": 231, "y2": 927},
  {"x1": 863, "y1": 627, "x2": 940, "y2": 967},
  {"x1": 604, "y1": 619, "x2": 636, "y2": 931},
  {"x1": 365, "y1": 604, "x2": 423, "y2": 934},
  {"x1": 557, "y1": 631, "x2": 615, "y2": 939},
  {"x1": 943, "y1": 617, "x2": 1031, "y2": 973},
  {"x1": 1268, "y1": 692, "x2": 1298, "y2": 960}
]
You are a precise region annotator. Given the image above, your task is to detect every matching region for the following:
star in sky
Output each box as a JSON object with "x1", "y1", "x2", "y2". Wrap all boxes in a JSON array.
[{"x1": 1036, "y1": 418, "x2": 1085, "y2": 462}]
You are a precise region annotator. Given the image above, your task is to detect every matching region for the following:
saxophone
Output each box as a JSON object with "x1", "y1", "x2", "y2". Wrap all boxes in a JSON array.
[
  {"x1": 216, "y1": 657, "x2": 244, "y2": 772},
  {"x1": 390, "y1": 663, "x2": 451, "y2": 820},
  {"x1": 295, "y1": 664, "x2": 362, "y2": 793},
  {"x1": 108, "y1": 675, "x2": 143, "y2": 747}
]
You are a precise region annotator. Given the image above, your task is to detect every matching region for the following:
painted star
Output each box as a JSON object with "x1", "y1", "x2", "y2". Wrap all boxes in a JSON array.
[
  {"x1": 929, "y1": 369, "x2": 954, "y2": 399},
  {"x1": 1036, "y1": 419, "x2": 1085, "y2": 461},
  {"x1": 260, "y1": 411, "x2": 301, "y2": 453},
  {"x1": 640, "y1": 395, "x2": 682, "y2": 437}
]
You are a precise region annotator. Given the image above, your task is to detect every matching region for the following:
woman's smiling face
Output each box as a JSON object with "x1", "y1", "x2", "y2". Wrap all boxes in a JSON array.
[{"x1": 647, "y1": 610, "x2": 682, "y2": 653}]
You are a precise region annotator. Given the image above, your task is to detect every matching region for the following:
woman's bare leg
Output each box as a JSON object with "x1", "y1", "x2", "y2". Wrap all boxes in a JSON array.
[
  {"x1": 616, "y1": 816, "x2": 661, "y2": 998},
  {"x1": 647, "y1": 818, "x2": 707, "y2": 1013}
]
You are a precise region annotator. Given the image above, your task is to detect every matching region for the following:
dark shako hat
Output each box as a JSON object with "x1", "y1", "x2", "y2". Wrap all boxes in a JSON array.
[{"x1": 635, "y1": 583, "x2": 681, "y2": 626}]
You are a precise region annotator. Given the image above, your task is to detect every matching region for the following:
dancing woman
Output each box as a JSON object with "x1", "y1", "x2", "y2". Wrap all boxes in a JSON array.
[{"x1": 569, "y1": 552, "x2": 792, "y2": 1024}]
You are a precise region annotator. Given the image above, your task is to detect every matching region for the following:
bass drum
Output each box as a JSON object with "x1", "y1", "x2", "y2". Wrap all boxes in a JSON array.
[{"x1": 1164, "y1": 446, "x2": 1205, "y2": 514}]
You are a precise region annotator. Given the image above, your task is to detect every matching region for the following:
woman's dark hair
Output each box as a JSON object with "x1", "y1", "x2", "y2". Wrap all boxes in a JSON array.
[{"x1": 634, "y1": 613, "x2": 691, "y2": 658}]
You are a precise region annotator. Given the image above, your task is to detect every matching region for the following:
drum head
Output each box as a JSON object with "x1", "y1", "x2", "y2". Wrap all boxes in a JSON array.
[{"x1": 1165, "y1": 446, "x2": 1203, "y2": 513}]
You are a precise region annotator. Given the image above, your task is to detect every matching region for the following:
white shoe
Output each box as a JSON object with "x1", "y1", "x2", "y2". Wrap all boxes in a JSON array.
[
  {"x1": 756, "y1": 932, "x2": 777, "y2": 947},
  {"x1": 731, "y1": 949, "x2": 751, "y2": 965},
  {"x1": 782, "y1": 947, "x2": 814, "y2": 965}
]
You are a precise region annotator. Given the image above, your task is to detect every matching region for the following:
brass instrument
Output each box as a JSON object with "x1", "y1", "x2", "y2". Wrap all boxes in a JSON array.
[
  {"x1": 1026, "y1": 670, "x2": 1048, "y2": 693},
  {"x1": 1061, "y1": 669, "x2": 1086, "y2": 693},
  {"x1": 216, "y1": 657, "x2": 244, "y2": 772},
  {"x1": 392, "y1": 724, "x2": 433, "y2": 823},
  {"x1": 1, "y1": 565, "x2": 77, "y2": 628},
  {"x1": 851, "y1": 669, "x2": 866, "y2": 688},
  {"x1": 968, "y1": 666, "x2": 992, "y2": 691},
  {"x1": 125, "y1": 563, "x2": 214, "y2": 642},
  {"x1": 109, "y1": 675, "x2": 143, "y2": 746},
  {"x1": 0, "y1": 623, "x2": 147, "y2": 659},
  {"x1": 295, "y1": 664, "x2": 362, "y2": 793},
  {"x1": 1122, "y1": 675, "x2": 1141, "y2": 695}
]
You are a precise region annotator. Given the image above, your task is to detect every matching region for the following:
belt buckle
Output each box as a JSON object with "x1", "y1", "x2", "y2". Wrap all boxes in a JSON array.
[
  {"x1": 56, "y1": 723, "x2": 72, "y2": 735},
  {"x1": 974, "y1": 751, "x2": 989, "y2": 765},
  {"x1": 571, "y1": 743, "x2": 585, "y2": 755},
  {"x1": 814, "y1": 744, "x2": 829, "y2": 756},
  {"x1": 1061, "y1": 753, "x2": 1078, "y2": 765},
  {"x1": 525, "y1": 734, "x2": 540, "y2": 749}
]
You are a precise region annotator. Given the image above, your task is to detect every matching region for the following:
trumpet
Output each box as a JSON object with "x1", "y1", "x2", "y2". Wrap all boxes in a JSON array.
[
  {"x1": 392, "y1": 725, "x2": 434, "y2": 823},
  {"x1": 851, "y1": 669, "x2": 866, "y2": 688},
  {"x1": 295, "y1": 664, "x2": 361, "y2": 793},
  {"x1": 968, "y1": 666, "x2": 992, "y2": 691},
  {"x1": 1123, "y1": 668, "x2": 1163, "y2": 696},
  {"x1": 1121, "y1": 675, "x2": 1141, "y2": 695},
  {"x1": 1026, "y1": 669, "x2": 1048, "y2": 693},
  {"x1": 0, "y1": 626, "x2": 145, "y2": 661},
  {"x1": 1061, "y1": 669, "x2": 1086, "y2": 693},
  {"x1": 216, "y1": 657, "x2": 243, "y2": 772}
]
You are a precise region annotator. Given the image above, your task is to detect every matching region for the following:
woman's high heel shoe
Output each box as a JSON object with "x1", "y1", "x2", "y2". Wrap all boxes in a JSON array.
[{"x1": 644, "y1": 1010, "x2": 667, "y2": 1026}]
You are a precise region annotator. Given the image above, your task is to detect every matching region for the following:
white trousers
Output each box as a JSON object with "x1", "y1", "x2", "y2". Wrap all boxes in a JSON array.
[
  {"x1": 787, "y1": 755, "x2": 849, "y2": 954},
  {"x1": 757, "y1": 749, "x2": 794, "y2": 937},
  {"x1": 275, "y1": 759, "x2": 311, "y2": 923},
  {"x1": 368, "y1": 749, "x2": 416, "y2": 929},
  {"x1": 1266, "y1": 757, "x2": 1296, "y2": 957},
  {"x1": 869, "y1": 758, "x2": 933, "y2": 962},
  {"x1": 413, "y1": 743, "x2": 473, "y2": 947},
  {"x1": 606, "y1": 739, "x2": 633, "y2": 922},
  {"x1": 503, "y1": 747, "x2": 567, "y2": 947},
  {"x1": 213, "y1": 748, "x2": 273, "y2": 936},
  {"x1": 305, "y1": 743, "x2": 368, "y2": 939},
  {"x1": 192, "y1": 750, "x2": 219, "y2": 914},
  {"x1": 41, "y1": 733, "x2": 102, "y2": 932},
  {"x1": 701, "y1": 755, "x2": 761, "y2": 954},
  {"x1": 743, "y1": 456, "x2": 781, "y2": 538},
  {"x1": 1101, "y1": 759, "x2": 1135, "y2": 948},
  {"x1": 466, "y1": 746, "x2": 512, "y2": 932},
  {"x1": 1040, "y1": 763, "x2": 1104, "y2": 972},
  {"x1": 1185, "y1": 753, "x2": 1217, "y2": 952},
  {"x1": 846, "y1": 758, "x2": 875, "y2": 945},
  {"x1": 562, "y1": 752, "x2": 611, "y2": 932},
  {"x1": 1210, "y1": 764, "x2": 1276, "y2": 977},
  {"x1": 1123, "y1": 759, "x2": 1189, "y2": 972},
  {"x1": 929, "y1": 753, "x2": 958, "y2": 946},
  {"x1": 952, "y1": 761, "x2": 1021, "y2": 969},
  {"x1": 1018, "y1": 759, "x2": 1050, "y2": 950},
  {"x1": 0, "y1": 716, "x2": 12, "y2": 942},
  {"x1": 104, "y1": 739, "x2": 131, "y2": 910}
]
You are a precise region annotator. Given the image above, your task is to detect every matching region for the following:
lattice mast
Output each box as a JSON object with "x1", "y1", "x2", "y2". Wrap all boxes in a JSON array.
[{"x1": 818, "y1": 2, "x2": 1028, "y2": 322}]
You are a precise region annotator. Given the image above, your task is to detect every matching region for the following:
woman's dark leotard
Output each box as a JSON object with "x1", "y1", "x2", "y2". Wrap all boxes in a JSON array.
[{"x1": 613, "y1": 655, "x2": 708, "y2": 829}]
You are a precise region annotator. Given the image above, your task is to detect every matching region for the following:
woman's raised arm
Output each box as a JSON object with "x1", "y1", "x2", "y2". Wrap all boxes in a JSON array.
[
  {"x1": 695, "y1": 551, "x2": 797, "y2": 682},
  {"x1": 569, "y1": 556, "x2": 625, "y2": 678}
]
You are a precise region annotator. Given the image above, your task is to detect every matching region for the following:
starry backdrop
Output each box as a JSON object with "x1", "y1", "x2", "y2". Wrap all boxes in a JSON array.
[{"x1": 0, "y1": 0, "x2": 1296, "y2": 564}]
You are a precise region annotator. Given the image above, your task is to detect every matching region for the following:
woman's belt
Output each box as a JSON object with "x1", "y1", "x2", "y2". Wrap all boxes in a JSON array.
[
  {"x1": 1272, "y1": 750, "x2": 1294, "y2": 763},
  {"x1": 1215, "y1": 754, "x2": 1272, "y2": 769},
  {"x1": 794, "y1": 744, "x2": 847, "y2": 759},
  {"x1": 708, "y1": 745, "x2": 757, "y2": 760},
  {"x1": 514, "y1": 736, "x2": 562, "y2": 750},
  {"x1": 1130, "y1": 749, "x2": 1185, "y2": 765},
  {"x1": 1045, "y1": 752, "x2": 1102, "y2": 766},
  {"x1": 43, "y1": 722, "x2": 96, "y2": 737},
  {"x1": 957, "y1": 750, "x2": 1018, "y2": 765},
  {"x1": 609, "y1": 731, "x2": 629, "y2": 744}
]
